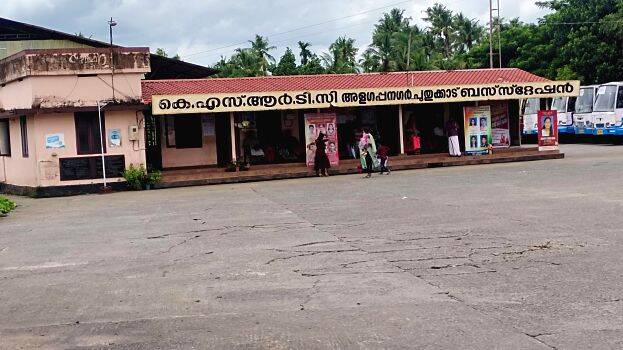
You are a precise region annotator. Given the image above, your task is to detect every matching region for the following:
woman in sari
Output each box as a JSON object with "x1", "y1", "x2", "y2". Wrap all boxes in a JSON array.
[{"x1": 359, "y1": 129, "x2": 377, "y2": 178}]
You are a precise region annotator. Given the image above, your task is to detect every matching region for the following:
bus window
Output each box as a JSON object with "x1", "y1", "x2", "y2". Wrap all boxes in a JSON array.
[
  {"x1": 595, "y1": 85, "x2": 617, "y2": 112},
  {"x1": 575, "y1": 88, "x2": 594, "y2": 113},
  {"x1": 551, "y1": 97, "x2": 567, "y2": 112},
  {"x1": 522, "y1": 98, "x2": 539, "y2": 115},
  {"x1": 617, "y1": 87, "x2": 623, "y2": 109}
]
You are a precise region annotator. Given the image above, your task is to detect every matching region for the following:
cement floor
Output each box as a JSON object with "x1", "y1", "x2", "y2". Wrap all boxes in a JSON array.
[{"x1": 1, "y1": 144, "x2": 622, "y2": 349}]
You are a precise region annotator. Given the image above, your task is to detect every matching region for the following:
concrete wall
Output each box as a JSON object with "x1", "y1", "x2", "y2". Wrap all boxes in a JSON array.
[
  {"x1": 0, "y1": 110, "x2": 146, "y2": 188},
  {"x1": 0, "y1": 40, "x2": 90, "y2": 60},
  {"x1": 0, "y1": 73, "x2": 143, "y2": 111},
  {"x1": 160, "y1": 115, "x2": 217, "y2": 169},
  {"x1": 33, "y1": 110, "x2": 146, "y2": 187},
  {"x1": 0, "y1": 115, "x2": 38, "y2": 186}
]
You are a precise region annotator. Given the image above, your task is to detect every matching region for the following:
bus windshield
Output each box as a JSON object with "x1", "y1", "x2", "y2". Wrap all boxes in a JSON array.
[
  {"x1": 594, "y1": 85, "x2": 617, "y2": 112},
  {"x1": 575, "y1": 88, "x2": 594, "y2": 113},
  {"x1": 551, "y1": 97, "x2": 567, "y2": 112},
  {"x1": 523, "y1": 98, "x2": 539, "y2": 115}
]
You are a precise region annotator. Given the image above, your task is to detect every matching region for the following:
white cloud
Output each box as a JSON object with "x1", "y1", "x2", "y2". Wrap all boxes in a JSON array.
[{"x1": 1, "y1": 0, "x2": 549, "y2": 67}]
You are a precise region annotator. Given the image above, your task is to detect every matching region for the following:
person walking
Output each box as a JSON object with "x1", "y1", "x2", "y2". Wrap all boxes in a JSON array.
[
  {"x1": 359, "y1": 129, "x2": 377, "y2": 178},
  {"x1": 311, "y1": 132, "x2": 331, "y2": 177},
  {"x1": 445, "y1": 118, "x2": 462, "y2": 157},
  {"x1": 377, "y1": 144, "x2": 391, "y2": 175}
]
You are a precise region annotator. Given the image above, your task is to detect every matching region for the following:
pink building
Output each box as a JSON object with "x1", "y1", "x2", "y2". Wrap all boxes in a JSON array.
[{"x1": 0, "y1": 18, "x2": 215, "y2": 196}]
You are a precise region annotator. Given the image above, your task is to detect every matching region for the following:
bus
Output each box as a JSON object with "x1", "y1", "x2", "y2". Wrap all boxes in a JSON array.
[
  {"x1": 573, "y1": 85, "x2": 599, "y2": 135},
  {"x1": 551, "y1": 95, "x2": 577, "y2": 135},
  {"x1": 592, "y1": 82, "x2": 623, "y2": 136},
  {"x1": 521, "y1": 98, "x2": 541, "y2": 135}
]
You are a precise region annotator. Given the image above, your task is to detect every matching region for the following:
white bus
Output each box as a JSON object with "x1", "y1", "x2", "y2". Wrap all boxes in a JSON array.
[
  {"x1": 592, "y1": 82, "x2": 623, "y2": 136},
  {"x1": 573, "y1": 85, "x2": 599, "y2": 135},
  {"x1": 551, "y1": 95, "x2": 577, "y2": 135}
]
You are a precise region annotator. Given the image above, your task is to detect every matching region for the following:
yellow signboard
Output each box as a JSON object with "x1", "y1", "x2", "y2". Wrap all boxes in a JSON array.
[{"x1": 151, "y1": 80, "x2": 580, "y2": 115}]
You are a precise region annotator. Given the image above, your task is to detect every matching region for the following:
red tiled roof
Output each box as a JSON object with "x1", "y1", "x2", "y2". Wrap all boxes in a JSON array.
[{"x1": 141, "y1": 68, "x2": 549, "y2": 103}]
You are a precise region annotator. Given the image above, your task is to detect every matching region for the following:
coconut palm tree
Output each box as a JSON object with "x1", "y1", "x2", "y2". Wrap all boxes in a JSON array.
[
  {"x1": 249, "y1": 34, "x2": 276, "y2": 75},
  {"x1": 424, "y1": 4, "x2": 454, "y2": 58},
  {"x1": 324, "y1": 36, "x2": 358, "y2": 73},
  {"x1": 359, "y1": 47, "x2": 381, "y2": 73},
  {"x1": 454, "y1": 14, "x2": 483, "y2": 53},
  {"x1": 298, "y1": 41, "x2": 312, "y2": 66}
]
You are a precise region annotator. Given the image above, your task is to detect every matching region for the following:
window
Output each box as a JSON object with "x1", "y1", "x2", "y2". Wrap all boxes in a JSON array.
[
  {"x1": 594, "y1": 85, "x2": 617, "y2": 112},
  {"x1": 0, "y1": 120, "x2": 10, "y2": 156},
  {"x1": 617, "y1": 87, "x2": 623, "y2": 109},
  {"x1": 20, "y1": 116, "x2": 28, "y2": 158},
  {"x1": 75, "y1": 112, "x2": 105, "y2": 155},
  {"x1": 173, "y1": 115, "x2": 203, "y2": 149}
]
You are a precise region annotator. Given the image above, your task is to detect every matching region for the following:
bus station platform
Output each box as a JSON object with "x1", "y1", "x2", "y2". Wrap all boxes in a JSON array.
[{"x1": 157, "y1": 147, "x2": 563, "y2": 189}]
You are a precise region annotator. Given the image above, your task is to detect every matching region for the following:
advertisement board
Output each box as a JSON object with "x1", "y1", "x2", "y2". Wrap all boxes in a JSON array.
[
  {"x1": 537, "y1": 110, "x2": 559, "y2": 151},
  {"x1": 488, "y1": 101, "x2": 510, "y2": 148},
  {"x1": 45, "y1": 133, "x2": 66, "y2": 149},
  {"x1": 463, "y1": 106, "x2": 492, "y2": 155},
  {"x1": 304, "y1": 113, "x2": 339, "y2": 167}
]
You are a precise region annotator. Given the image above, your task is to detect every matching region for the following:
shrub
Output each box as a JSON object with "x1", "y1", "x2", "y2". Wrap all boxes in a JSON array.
[
  {"x1": 0, "y1": 196, "x2": 16, "y2": 215},
  {"x1": 147, "y1": 170, "x2": 162, "y2": 185},
  {"x1": 123, "y1": 164, "x2": 147, "y2": 190},
  {"x1": 123, "y1": 165, "x2": 162, "y2": 190}
]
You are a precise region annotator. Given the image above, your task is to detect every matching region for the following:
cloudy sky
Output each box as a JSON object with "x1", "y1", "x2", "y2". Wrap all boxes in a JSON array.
[{"x1": 2, "y1": 0, "x2": 549, "y2": 67}]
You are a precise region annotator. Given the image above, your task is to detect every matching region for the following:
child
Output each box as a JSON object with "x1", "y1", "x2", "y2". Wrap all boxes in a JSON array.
[{"x1": 377, "y1": 144, "x2": 390, "y2": 175}]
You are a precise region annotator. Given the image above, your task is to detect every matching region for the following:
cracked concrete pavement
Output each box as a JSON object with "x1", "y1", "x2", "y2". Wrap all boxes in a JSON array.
[{"x1": 1, "y1": 144, "x2": 622, "y2": 349}]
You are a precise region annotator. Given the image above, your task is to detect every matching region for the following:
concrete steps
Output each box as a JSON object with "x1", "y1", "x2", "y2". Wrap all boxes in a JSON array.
[{"x1": 157, "y1": 148, "x2": 563, "y2": 189}]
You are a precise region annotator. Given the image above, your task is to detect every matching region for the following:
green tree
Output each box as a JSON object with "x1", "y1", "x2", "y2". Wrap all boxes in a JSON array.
[
  {"x1": 154, "y1": 48, "x2": 180, "y2": 60},
  {"x1": 298, "y1": 41, "x2": 312, "y2": 66},
  {"x1": 359, "y1": 48, "x2": 381, "y2": 73},
  {"x1": 323, "y1": 36, "x2": 358, "y2": 73},
  {"x1": 299, "y1": 54, "x2": 325, "y2": 75},
  {"x1": 424, "y1": 3, "x2": 455, "y2": 58},
  {"x1": 370, "y1": 8, "x2": 412, "y2": 71},
  {"x1": 272, "y1": 47, "x2": 298, "y2": 76},
  {"x1": 249, "y1": 34, "x2": 276, "y2": 75},
  {"x1": 453, "y1": 14, "x2": 483, "y2": 53}
]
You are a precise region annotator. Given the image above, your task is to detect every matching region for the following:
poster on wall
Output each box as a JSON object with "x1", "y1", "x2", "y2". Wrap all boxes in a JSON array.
[
  {"x1": 304, "y1": 113, "x2": 339, "y2": 167},
  {"x1": 488, "y1": 101, "x2": 510, "y2": 148},
  {"x1": 108, "y1": 129, "x2": 121, "y2": 148},
  {"x1": 45, "y1": 133, "x2": 65, "y2": 149},
  {"x1": 165, "y1": 116, "x2": 176, "y2": 147},
  {"x1": 201, "y1": 115, "x2": 215, "y2": 136},
  {"x1": 537, "y1": 110, "x2": 559, "y2": 151},
  {"x1": 463, "y1": 106, "x2": 492, "y2": 155}
]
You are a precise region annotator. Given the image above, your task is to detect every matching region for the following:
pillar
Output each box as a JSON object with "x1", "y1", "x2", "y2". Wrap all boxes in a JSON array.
[
  {"x1": 398, "y1": 105, "x2": 405, "y2": 155},
  {"x1": 229, "y1": 112, "x2": 236, "y2": 162}
]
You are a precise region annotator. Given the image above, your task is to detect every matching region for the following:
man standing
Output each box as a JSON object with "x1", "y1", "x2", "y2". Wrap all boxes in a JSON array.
[{"x1": 445, "y1": 119, "x2": 462, "y2": 157}]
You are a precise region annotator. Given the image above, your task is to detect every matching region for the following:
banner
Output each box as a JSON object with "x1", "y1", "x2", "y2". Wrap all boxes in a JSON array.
[
  {"x1": 537, "y1": 110, "x2": 559, "y2": 151},
  {"x1": 304, "y1": 113, "x2": 339, "y2": 167},
  {"x1": 107, "y1": 129, "x2": 121, "y2": 148},
  {"x1": 488, "y1": 101, "x2": 510, "y2": 148},
  {"x1": 151, "y1": 80, "x2": 580, "y2": 115},
  {"x1": 45, "y1": 133, "x2": 65, "y2": 149},
  {"x1": 464, "y1": 106, "x2": 492, "y2": 155}
]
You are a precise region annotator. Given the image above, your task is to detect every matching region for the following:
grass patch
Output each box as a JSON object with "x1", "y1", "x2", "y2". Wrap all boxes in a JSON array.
[{"x1": 0, "y1": 196, "x2": 16, "y2": 216}]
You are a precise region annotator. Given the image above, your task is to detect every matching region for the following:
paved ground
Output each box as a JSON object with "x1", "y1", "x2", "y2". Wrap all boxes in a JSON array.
[{"x1": 1, "y1": 144, "x2": 622, "y2": 350}]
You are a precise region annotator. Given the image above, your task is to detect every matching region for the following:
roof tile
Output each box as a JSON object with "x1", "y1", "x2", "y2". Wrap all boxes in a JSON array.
[{"x1": 141, "y1": 68, "x2": 549, "y2": 103}]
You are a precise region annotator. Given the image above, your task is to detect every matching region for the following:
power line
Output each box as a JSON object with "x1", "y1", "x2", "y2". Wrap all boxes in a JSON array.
[
  {"x1": 181, "y1": 0, "x2": 414, "y2": 59},
  {"x1": 547, "y1": 20, "x2": 623, "y2": 25},
  {"x1": 199, "y1": 17, "x2": 383, "y2": 63}
]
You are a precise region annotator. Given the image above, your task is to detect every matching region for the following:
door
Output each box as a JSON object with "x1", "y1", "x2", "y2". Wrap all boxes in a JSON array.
[{"x1": 145, "y1": 112, "x2": 163, "y2": 170}]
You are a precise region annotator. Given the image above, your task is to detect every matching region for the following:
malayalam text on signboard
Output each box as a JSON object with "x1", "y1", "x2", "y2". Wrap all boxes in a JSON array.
[{"x1": 151, "y1": 81, "x2": 580, "y2": 115}]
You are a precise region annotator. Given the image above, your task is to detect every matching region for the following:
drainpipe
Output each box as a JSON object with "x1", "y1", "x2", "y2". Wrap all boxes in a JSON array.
[{"x1": 97, "y1": 101, "x2": 108, "y2": 189}]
